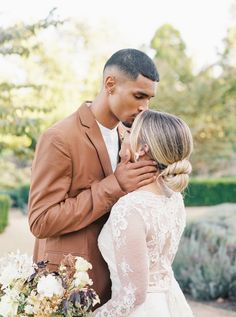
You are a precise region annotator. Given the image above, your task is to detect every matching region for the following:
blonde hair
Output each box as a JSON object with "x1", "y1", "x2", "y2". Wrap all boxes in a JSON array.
[{"x1": 130, "y1": 110, "x2": 193, "y2": 192}]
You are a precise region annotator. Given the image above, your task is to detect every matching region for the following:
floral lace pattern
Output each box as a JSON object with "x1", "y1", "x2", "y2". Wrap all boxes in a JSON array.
[{"x1": 93, "y1": 190, "x2": 187, "y2": 316}]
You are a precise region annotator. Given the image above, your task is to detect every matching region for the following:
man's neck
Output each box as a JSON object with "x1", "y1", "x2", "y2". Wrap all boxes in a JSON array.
[{"x1": 90, "y1": 94, "x2": 119, "y2": 129}]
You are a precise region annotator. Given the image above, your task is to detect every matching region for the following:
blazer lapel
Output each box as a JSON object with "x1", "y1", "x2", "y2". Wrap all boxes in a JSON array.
[{"x1": 78, "y1": 103, "x2": 113, "y2": 176}]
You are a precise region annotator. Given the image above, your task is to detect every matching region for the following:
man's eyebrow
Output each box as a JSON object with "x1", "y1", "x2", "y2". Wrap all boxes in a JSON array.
[{"x1": 135, "y1": 91, "x2": 154, "y2": 98}]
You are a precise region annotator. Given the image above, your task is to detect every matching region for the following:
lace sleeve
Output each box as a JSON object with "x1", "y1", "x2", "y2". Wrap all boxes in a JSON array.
[{"x1": 93, "y1": 197, "x2": 148, "y2": 316}]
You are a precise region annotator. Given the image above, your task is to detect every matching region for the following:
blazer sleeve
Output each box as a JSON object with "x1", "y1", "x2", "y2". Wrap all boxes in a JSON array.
[{"x1": 28, "y1": 128, "x2": 125, "y2": 239}]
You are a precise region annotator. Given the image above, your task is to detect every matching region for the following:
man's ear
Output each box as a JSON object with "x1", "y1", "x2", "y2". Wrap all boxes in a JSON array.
[{"x1": 104, "y1": 75, "x2": 116, "y2": 94}]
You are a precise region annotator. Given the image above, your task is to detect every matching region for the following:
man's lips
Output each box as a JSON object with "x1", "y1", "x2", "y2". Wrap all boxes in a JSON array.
[
  {"x1": 122, "y1": 115, "x2": 137, "y2": 128},
  {"x1": 128, "y1": 114, "x2": 138, "y2": 121}
]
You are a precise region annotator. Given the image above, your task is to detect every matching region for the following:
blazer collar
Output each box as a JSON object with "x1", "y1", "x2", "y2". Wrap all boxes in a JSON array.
[
  {"x1": 78, "y1": 102, "x2": 95, "y2": 128},
  {"x1": 78, "y1": 102, "x2": 113, "y2": 176}
]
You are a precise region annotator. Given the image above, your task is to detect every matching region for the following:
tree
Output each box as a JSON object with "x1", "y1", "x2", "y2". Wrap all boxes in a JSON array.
[
  {"x1": 150, "y1": 24, "x2": 236, "y2": 175},
  {"x1": 0, "y1": 9, "x2": 65, "y2": 158}
]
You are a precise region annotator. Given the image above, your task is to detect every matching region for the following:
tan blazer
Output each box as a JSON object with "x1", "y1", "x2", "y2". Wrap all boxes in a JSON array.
[{"x1": 28, "y1": 102, "x2": 125, "y2": 305}]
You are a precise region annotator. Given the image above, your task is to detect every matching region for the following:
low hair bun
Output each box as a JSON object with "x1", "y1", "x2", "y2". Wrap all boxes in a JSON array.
[{"x1": 160, "y1": 159, "x2": 192, "y2": 192}]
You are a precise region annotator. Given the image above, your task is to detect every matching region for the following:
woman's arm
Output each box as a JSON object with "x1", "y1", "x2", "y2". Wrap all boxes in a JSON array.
[{"x1": 93, "y1": 198, "x2": 148, "y2": 316}]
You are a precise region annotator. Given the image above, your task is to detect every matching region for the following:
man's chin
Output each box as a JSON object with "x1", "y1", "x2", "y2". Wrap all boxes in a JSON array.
[{"x1": 121, "y1": 121, "x2": 133, "y2": 128}]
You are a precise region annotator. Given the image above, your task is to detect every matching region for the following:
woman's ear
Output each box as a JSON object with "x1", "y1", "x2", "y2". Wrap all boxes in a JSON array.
[
  {"x1": 143, "y1": 144, "x2": 149, "y2": 153},
  {"x1": 139, "y1": 144, "x2": 149, "y2": 157}
]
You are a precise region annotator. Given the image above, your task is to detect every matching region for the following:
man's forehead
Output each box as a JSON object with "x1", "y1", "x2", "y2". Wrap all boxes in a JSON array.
[
  {"x1": 104, "y1": 67, "x2": 157, "y2": 96},
  {"x1": 129, "y1": 76, "x2": 157, "y2": 96}
]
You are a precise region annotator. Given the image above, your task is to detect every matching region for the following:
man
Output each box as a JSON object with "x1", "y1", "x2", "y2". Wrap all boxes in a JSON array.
[{"x1": 28, "y1": 48, "x2": 159, "y2": 306}]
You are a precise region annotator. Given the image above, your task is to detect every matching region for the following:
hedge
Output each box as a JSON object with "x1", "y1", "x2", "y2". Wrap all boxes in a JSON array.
[
  {"x1": 185, "y1": 177, "x2": 236, "y2": 206},
  {"x1": 2, "y1": 178, "x2": 236, "y2": 209},
  {"x1": 0, "y1": 195, "x2": 11, "y2": 233},
  {"x1": 9, "y1": 183, "x2": 30, "y2": 210}
]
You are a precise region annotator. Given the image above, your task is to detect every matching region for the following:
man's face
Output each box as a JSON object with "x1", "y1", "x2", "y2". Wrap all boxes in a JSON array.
[{"x1": 109, "y1": 74, "x2": 157, "y2": 127}]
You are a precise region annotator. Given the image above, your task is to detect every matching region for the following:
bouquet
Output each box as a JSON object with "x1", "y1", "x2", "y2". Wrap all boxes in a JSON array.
[{"x1": 0, "y1": 251, "x2": 99, "y2": 317}]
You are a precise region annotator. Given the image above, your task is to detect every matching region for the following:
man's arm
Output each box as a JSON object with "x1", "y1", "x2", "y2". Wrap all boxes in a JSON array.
[
  {"x1": 28, "y1": 128, "x2": 125, "y2": 239},
  {"x1": 29, "y1": 126, "x2": 157, "y2": 239}
]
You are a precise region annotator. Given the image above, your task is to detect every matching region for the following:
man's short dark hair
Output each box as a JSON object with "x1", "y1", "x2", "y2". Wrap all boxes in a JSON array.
[{"x1": 104, "y1": 48, "x2": 159, "y2": 82}]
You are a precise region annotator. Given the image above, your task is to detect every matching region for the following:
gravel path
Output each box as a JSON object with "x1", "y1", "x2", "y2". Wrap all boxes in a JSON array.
[
  {"x1": 0, "y1": 207, "x2": 236, "y2": 317},
  {"x1": 188, "y1": 300, "x2": 236, "y2": 317},
  {"x1": 0, "y1": 209, "x2": 34, "y2": 256}
]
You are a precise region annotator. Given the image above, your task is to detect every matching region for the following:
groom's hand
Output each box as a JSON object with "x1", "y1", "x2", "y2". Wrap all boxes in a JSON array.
[{"x1": 114, "y1": 149, "x2": 157, "y2": 193}]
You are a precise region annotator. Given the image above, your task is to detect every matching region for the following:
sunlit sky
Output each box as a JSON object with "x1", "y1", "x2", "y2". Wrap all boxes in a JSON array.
[{"x1": 0, "y1": 0, "x2": 234, "y2": 70}]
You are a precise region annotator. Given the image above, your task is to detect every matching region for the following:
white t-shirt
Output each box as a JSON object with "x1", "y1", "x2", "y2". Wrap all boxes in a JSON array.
[{"x1": 96, "y1": 121, "x2": 119, "y2": 172}]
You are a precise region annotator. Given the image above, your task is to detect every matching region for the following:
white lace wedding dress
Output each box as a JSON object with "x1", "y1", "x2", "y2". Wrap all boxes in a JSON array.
[{"x1": 93, "y1": 190, "x2": 194, "y2": 316}]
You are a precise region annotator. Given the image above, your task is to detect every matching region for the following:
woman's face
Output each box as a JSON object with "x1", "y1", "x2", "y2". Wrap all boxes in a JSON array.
[
  {"x1": 119, "y1": 127, "x2": 153, "y2": 164},
  {"x1": 119, "y1": 128, "x2": 144, "y2": 163},
  {"x1": 119, "y1": 129, "x2": 135, "y2": 162}
]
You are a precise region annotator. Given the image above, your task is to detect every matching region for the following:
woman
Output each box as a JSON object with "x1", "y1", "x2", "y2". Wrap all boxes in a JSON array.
[{"x1": 93, "y1": 110, "x2": 194, "y2": 316}]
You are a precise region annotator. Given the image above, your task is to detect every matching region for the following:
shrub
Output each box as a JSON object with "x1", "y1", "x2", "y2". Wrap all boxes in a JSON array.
[
  {"x1": 7, "y1": 184, "x2": 30, "y2": 212},
  {"x1": 185, "y1": 177, "x2": 236, "y2": 206},
  {"x1": 173, "y1": 206, "x2": 236, "y2": 301},
  {"x1": 0, "y1": 195, "x2": 11, "y2": 233}
]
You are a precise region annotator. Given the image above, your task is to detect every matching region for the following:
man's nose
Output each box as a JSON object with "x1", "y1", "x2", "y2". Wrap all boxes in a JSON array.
[{"x1": 139, "y1": 99, "x2": 149, "y2": 111}]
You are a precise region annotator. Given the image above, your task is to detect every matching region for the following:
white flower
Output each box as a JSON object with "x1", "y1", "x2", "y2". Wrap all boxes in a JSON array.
[
  {"x1": 24, "y1": 304, "x2": 34, "y2": 314},
  {"x1": 74, "y1": 271, "x2": 93, "y2": 288},
  {"x1": 75, "y1": 257, "x2": 92, "y2": 272},
  {"x1": 37, "y1": 274, "x2": 64, "y2": 298},
  {"x1": 0, "y1": 289, "x2": 19, "y2": 317},
  {"x1": 0, "y1": 264, "x2": 20, "y2": 289},
  {"x1": 25, "y1": 291, "x2": 41, "y2": 314},
  {"x1": 0, "y1": 251, "x2": 34, "y2": 289}
]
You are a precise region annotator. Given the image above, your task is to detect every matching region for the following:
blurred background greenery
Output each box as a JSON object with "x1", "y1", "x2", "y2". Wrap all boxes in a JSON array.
[{"x1": 0, "y1": 4, "x2": 236, "y2": 192}]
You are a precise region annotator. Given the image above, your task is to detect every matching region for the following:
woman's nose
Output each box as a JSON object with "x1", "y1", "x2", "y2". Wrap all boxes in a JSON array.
[{"x1": 119, "y1": 131, "x2": 131, "y2": 160}]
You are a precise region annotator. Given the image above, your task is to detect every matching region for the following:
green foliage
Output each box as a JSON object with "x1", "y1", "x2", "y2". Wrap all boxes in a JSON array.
[
  {"x1": 0, "y1": 155, "x2": 30, "y2": 188},
  {"x1": 173, "y1": 206, "x2": 236, "y2": 301},
  {"x1": 185, "y1": 178, "x2": 236, "y2": 206},
  {"x1": 0, "y1": 9, "x2": 62, "y2": 56},
  {"x1": 229, "y1": 278, "x2": 236, "y2": 301},
  {"x1": 1, "y1": 14, "x2": 236, "y2": 178},
  {"x1": 151, "y1": 24, "x2": 193, "y2": 83},
  {"x1": 0, "y1": 10, "x2": 66, "y2": 159},
  {"x1": 0, "y1": 195, "x2": 11, "y2": 233},
  {"x1": 150, "y1": 23, "x2": 236, "y2": 175},
  {"x1": 0, "y1": 156, "x2": 30, "y2": 212},
  {"x1": 8, "y1": 184, "x2": 30, "y2": 211}
]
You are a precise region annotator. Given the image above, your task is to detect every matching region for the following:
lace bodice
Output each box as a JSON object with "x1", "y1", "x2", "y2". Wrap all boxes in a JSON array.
[{"x1": 93, "y1": 190, "x2": 186, "y2": 316}]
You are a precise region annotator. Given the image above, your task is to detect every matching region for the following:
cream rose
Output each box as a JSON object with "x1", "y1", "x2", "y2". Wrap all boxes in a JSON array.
[{"x1": 37, "y1": 274, "x2": 64, "y2": 298}]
